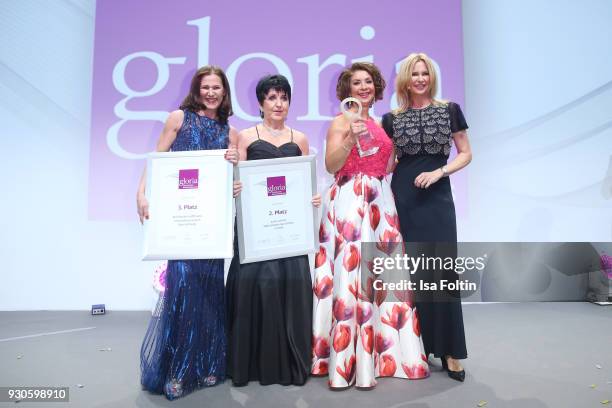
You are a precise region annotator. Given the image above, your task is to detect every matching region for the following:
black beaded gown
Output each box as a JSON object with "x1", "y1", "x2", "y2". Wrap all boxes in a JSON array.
[
  {"x1": 226, "y1": 129, "x2": 313, "y2": 386},
  {"x1": 382, "y1": 102, "x2": 468, "y2": 360}
]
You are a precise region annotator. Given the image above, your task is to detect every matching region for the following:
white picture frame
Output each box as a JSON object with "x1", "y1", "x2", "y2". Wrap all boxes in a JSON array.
[
  {"x1": 235, "y1": 155, "x2": 318, "y2": 264},
  {"x1": 142, "y1": 150, "x2": 233, "y2": 260}
]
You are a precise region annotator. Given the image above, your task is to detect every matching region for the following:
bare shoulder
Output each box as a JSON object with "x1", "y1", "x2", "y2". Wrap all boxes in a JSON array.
[
  {"x1": 290, "y1": 128, "x2": 309, "y2": 143},
  {"x1": 239, "y1": 125, "x2": 258, "y2": 138},
  {"x1": 329, "y1": 115, "x2": 349, "y2": 134},
  {"x1": 167, "y1": 110, "x2": 184, "y2": 127},
  {"x1": 332, "y1": 114, "x2": 348, "y2": 126},
  {"x1": 238, "y1": 126, "x2": 259, "y2": 145},
  {"x1": 290, "y1": 128, "x2": 310, "y2": 155},
  {"x1": 168, "y1": 109, "x2": 184, "y2": 120}
]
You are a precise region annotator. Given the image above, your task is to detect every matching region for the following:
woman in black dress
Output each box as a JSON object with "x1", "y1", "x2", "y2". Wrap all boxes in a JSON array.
[
  {"x1": 382, "y1": 53, "x2": 472, "y2": 382},
  {"x1": 226, "y1": 74, "x2": 321, "y2": 386}
]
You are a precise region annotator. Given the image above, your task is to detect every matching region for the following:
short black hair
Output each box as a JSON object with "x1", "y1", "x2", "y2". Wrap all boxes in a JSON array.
[{"x1": 255, "y1": 74, "x2": 292, "y2": 111}]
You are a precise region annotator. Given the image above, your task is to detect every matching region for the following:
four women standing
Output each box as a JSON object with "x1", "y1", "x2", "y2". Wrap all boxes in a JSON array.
[{"x1": 138, "y1": 54, "x2": 471, "y2": 399}]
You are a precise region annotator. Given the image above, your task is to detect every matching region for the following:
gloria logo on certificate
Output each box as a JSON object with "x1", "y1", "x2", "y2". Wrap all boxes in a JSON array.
[
  {"x1": 266, "y1": 176, "x2": 286, "y2": 196},
  {"x1": 178, "y1": 169, "x2": 199, "y2": 190}
]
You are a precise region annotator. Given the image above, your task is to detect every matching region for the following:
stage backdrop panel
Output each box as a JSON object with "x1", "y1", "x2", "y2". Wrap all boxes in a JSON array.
[{"x1": 89, "y1": 0, "x2": 466, "y2": 221}]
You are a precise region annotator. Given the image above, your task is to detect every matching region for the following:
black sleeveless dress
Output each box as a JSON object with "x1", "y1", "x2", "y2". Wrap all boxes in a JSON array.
[
  {"x1": 382, "y1": 103, "x2": 468, "y2": 360},
  {"x1": 226, "y1": 128, "x2": 313, "y2": 386}
]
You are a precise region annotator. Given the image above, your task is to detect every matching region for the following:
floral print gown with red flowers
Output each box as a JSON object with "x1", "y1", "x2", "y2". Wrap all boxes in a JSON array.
[{"x1": 312, "y1": 118, "x2": 429, "y2": 389}]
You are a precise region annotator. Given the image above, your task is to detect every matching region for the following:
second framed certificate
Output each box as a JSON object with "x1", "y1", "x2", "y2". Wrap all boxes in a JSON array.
[{"x1": 235, "y1": 155, "x2": 318, "y2": 264}]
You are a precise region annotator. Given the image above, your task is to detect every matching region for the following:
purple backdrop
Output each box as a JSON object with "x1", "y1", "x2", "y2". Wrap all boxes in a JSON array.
[{"x1": 89, "y1": 0, "x2": 466, "y2": 220}]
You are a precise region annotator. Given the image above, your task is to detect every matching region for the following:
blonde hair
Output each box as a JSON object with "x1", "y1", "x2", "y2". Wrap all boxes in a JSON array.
[{"x1": 395, "y1": 52, "x2": 442, "y2": 112}]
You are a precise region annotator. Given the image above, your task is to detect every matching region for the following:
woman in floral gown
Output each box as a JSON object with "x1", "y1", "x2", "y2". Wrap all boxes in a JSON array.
[{"x1": 311, "y1": 62, "x2": 429, "y2": 389}]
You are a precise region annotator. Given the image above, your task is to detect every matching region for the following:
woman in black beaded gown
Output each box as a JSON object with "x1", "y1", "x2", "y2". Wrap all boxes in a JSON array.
[
  {"x1": 382, "y1": 53, "x2": 472, "y2": 382},
  {"x1": 226, "y1": 74, "x2": 321, "y2": 386}
]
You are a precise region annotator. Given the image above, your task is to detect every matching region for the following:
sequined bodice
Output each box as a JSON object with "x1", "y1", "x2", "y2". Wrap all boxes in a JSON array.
[
  {"x1": 388, "y1": 104, "x2": 453, "y2": 158},
  {"x1": 335, "y1": 118, "x2": 392, "y2": 178},
  {"x1": 171, "y1": 110, "x2": 229, "y2": 152}
]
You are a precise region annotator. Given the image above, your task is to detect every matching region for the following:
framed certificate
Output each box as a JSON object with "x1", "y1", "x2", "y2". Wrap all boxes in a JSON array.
[
  {"x1": 235, "y1": 155, "x2": 318, "y2": 264},
  {"x1": 142, "y1": 150, "x2": 233, "y2": 260}
]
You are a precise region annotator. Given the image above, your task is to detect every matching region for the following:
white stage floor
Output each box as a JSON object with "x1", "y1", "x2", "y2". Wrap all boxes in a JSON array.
[{"x1": 1, "y1": 303, "x2": 611, "y2": 407}]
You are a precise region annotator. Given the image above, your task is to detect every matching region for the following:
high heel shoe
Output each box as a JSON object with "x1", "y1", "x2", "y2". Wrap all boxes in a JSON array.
[{"x1": 442, "y1": 356, "x2": 465, "y2": 382}]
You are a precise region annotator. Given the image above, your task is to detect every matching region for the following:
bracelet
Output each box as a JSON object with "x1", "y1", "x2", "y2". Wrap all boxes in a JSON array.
[{"x1": 341, "y1": 143, "x2": 351, "y2": 152}]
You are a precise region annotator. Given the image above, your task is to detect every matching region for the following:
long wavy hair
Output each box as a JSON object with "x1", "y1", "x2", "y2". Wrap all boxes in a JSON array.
[{"x1": 179, "y1": 65, "x2": 233, "y2": 124}]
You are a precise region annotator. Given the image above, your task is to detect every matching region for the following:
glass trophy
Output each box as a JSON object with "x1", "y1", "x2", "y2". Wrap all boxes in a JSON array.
[{"x1": 340, "y1": 97, "x2": 379, "y2": 157}]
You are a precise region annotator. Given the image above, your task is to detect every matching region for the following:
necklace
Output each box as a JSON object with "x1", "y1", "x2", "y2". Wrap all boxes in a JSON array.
[{"x1": 261, "y1": 122, "x2": 286, "y2": 137}]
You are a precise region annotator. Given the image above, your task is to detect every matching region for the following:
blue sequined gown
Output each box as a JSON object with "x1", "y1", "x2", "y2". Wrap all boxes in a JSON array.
[{"x1": 140, "y1": 110, "x2": 228, "y2": 400}]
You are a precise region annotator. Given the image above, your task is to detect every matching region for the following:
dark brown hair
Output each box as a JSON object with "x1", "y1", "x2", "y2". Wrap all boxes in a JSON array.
[
  {"x1": 336, "y1": 62, "x2": 386, "y2": 102},
  {"x1": 180, "y1": 65, "x2": 233, "y2": 124}
]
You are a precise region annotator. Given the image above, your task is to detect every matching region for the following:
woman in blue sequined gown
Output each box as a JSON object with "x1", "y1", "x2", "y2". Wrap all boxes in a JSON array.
[{"x1": 136, "y1": 66, "x2": 241, "y2": 400}]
